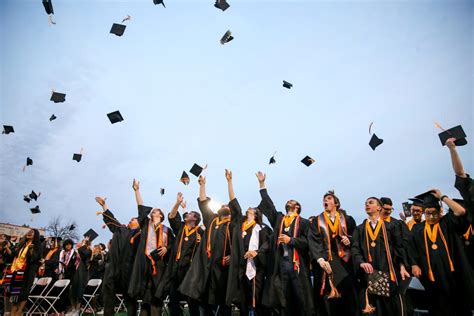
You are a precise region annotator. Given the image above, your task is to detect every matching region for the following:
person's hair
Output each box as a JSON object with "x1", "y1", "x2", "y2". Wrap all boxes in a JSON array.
[
  {"x1": 380, "y1": 197, "x2": 393, "y2": 206},
  {"x1": 245, "y1": 207, "x2": 263, "y2": 225},
  {"x1": 218, "y1": 205, "x2": 231, "y2": 217},
  {"x1": 99, "y1": 243, "x2": 106, "y2": 251},
  {"x1": 324, "y1": 190, "x2": 341, "y2": 209},
  {"x1": 152, "y1": 208, "x2": 165, "y2": 221},
  {"x1": 63, "y1": 239, "x2": 74, "y2": 250},
  {"x1": 367, "y1": 197, "x2": 383, "y2": 208},
  {"x1": 285, "y1": 201, "x2": 302, "y2": 214},
  {"x1": 183, "y1": 211, "x2": 201, "y2": 225}
]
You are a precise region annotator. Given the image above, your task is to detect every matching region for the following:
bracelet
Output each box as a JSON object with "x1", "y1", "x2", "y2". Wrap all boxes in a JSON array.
[{"x1": 440, "y1": 195, "x2": 448, "y2": 201}]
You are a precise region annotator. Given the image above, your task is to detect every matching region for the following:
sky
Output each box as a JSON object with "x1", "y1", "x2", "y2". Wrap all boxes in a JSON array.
[{"x1": 0, "y1": 0, "x2": 473, "y2": 244}]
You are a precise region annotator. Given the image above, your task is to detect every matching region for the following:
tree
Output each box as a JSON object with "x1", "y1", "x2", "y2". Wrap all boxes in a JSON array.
[{"x1": 45, "y1": 216, "x2": 79, "y2": 241}]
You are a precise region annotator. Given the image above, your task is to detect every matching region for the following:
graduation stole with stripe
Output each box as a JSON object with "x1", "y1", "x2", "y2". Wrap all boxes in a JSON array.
[
  {"x1": 424, "y1": 222, "x2": 454, "y2": 282},
  {"x1": 242, "y1": 220, "x2": 256, "y2": 237},
  {"x1": 207, "y1": 217, "x2": 231, "y2": 266},
  {"x1": 278, "y1": 213, "x2": 301, "y2": 272},
  {"x1": 176, "y1": 224, "x2": 200, "y2": 262},
  {"x1": 11, "y1": 242, "x2": 32, "y2": 272},
  {"x1": 317, "y1": 211, "x2": 350, "y2": 262},
  {"x1": 364, "y1": 219, "x2": 396, "y2": 282},
  {"x1": 145, "y1": 222, "x2": 169, "y2": 275}
]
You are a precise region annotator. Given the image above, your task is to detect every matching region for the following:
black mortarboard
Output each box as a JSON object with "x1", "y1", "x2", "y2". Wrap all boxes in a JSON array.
[
  {"x1": 29, "y1": 191, "x2": 40, "y2": 201},
  {"x1": 24, "y1": 195, "x2": 31, "y2": 203},
  {"x1": 329, "y1": 257, "x2": 348, "y2": 287},
  {"x1": 408, "y1": 198, "x2": 424, "y2": 207},
  {"x1": 282, "y1": 80, "x2": 293, "y2": 89},
  {"x1": 26, "y1": 157, "x2": 33, "y2": 166},
  {"x1": 301, "y1": 155, "x2": 315, "y2": 167},
  {"x1": 402, "y1": 202, "x2": 411, "y2": 217},
  {"x1": 153, "y1": 0, "x2": 166, "y2": 7},
  {"x1": 369, "y1": 134, "x2": 383, "y2": 150},
  {"x1": 83, "y1": 229, "x2": 98, "y2": 241},
  {"x1": 180, "y1": 171, "x2": 190, "y2": 185},
  {"x1": 220, "y1": 30, "x2": 234, "y2": 45},
  {"x1": 49, "y1": 114, "x2": 57, "y2": 121},
  {"x1": 2, "y1": 125, "x2": 14, "y2": 134},
  {"x1": 68, "y1": 224, "x2": 76, "y2": 231},
  {"x1": 190, "y1": 163, "x2": 204, "y2": 177},
  {"x1": 73, "y1": 153, "x2": 82, "y2": 162},
  {"x1": 415, "y1": 190, "x2": 440, "y2": 208},
  {"x1": 269, "y1": 156, "x2": 276, "y2": 165},
  {"x1": 50, "y1": 92, "x2": 66, "y2": 103},
  {"x1": 160, "y1": 188, "x2": 165, "y2": 196},
  {"x1": 438, "y1": 125, "x2": 467, "y2": 146},
  {"x1": 42, "y1": 0, "x2": 54, "y2": 15},
  {"x1": 110, "y1": 23, "x2": 126, "y2": 37},
  {"x1": 214, "y1": 0, "x2": 230, "y2": 11},
  {"x1": 30, "y1": 205, "x2": 41, "y2": 214},
  {"x1": 107, "y1": 111, "x2": 124, "y2": 124}
]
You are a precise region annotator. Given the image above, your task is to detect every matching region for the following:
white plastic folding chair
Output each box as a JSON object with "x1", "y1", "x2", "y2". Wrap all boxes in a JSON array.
[
  {"x1": 25, "y1": 277, "x2": 52, "y2": 315},
  {"x1": 115, "y1": 293, "x2": 127, "y2": 312},
  {"x1": 80, "y1": 278, "x2": 102, "y2": 315},
  {"x1": 31, "y1": 279, "x2": 70, "y2": 315}
]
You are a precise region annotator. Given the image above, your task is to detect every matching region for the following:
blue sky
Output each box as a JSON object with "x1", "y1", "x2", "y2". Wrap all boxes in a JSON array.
[{"x1": 1, "y1": 0, "x2": 472, "y2": 244}]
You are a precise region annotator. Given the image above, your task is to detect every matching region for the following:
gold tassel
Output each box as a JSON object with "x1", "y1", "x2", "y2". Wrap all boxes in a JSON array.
[
  {"x1": 362, "y1": 288, "x2": 376, "y2": 314},
  {"x1": 327, "y1": 274, "x2": 341, "y2": 299}
]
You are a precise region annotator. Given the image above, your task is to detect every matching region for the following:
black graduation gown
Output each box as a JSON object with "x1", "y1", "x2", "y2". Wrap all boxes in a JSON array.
[
  {"x1": 102, "y1": 209, "x2": 141, "y2": 295},
  {"x1": 309, "y1": 211, "x2": 358, "y2": 316},
  {"x1": 42, "y1": 0, "x2": 54, "y2": 15},
  {"x1": 455, "y1": 174, "x2": 474, "y2": 269},
  {"x1": 156, "y1": 212, "x2": 203, "y2": 299},
  {"x1": 225, "y1": 198, "x2": 270, "y2": 309},
  {"x1": 179, "y1": 197, "x2": 234, "y2": 305},
  {"x1": 257, "y1": 188, "x2": 314, "y2": 316},
  {"x1": 43, "y1": 248, "x2": 60, "y2": 280},
  {"x1": 351, "y1": 219, "x2": 407, "y2": 316},
  {"x1": 128, "y1": 205, "x2": 174, "y2": 302},
  {"x1": 408, "y1": 212, "x2": 474, "y2": 314},
  {"x1": 70, "y1": 245, "x2": 91, "y2": 301}
]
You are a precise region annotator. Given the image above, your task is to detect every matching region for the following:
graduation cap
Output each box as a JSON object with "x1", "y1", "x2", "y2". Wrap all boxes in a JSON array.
[
  {"x1": 42, "y1": 0, "x2": 54, "y2": 15},
  {"x1": 180, "y1": 171, "x2": 190, "y2": 185},
  {"x1": 30, "y1": 205, "x2": 41, "y2": 214},
  {"x1": 68, "y1": 224, "x2": 76, "y2": 231},
  {"x1": 26, "y1": 157, "x2": 33, "y2": 166},
  {"x1": 110, "y1": 23, "x2": 126, "y2": 37},
  {"x1": 367, "y1": 270, "x2": 390, "y2": 297},
  {"x1": 301, "y1": 155, "x2": 315, "y2": 167},
  {"x1": 153, "y1": 0, "x2": 166, "y2": 7},
  {"x1": 160, "y1": 188, "x2": 165, "y2": 196},
  {"x1": 49, "y1": 114, "x2": 57, "y2": 121},
  {"x1": 190, "y1": 163, "x2": 205, "y2": 177},
  {"x1": 220, "y1": 30, "x2": 234, "y2": 45},
  {"x1": 437, "y1": 125, "x2": 467, "y2": 146},
  {"x1": 73, "y1": 153, "x2": 82, "y2": 162},
  {"x1": 408, "y1": 198, "x2": 424, "y2": 207},
  {"x1": 29, "y1": 191, "x2": 40, "y2": 201},
  {"x1": 329, "y1": 257, "x2": 348, "y2": 287},
  {"x1": 83, "y1": 229, "x2": 98, "y2": 242},
  {"x1": 414, "y1": 190, "x2": 440, "y2": 208},
  {"x1": 24, "y1": 195, "x2": 32, "y2": 203},
  {"x1": 214, "y1": 0, "x2": 230, "y2": 11},
  {"x1": 402, "y1": 202, "x2": 411, "y2": 217},
  {"x1": 50, "y1": 92, "x2": 66, "y2": 103},
  {"x1": 282, "y1": 80, "x2": 293, "y2": 89},
  {"x1": 107, "y1": 111, "x2": 124, "y2": 124},
  {"x1": 2, "y1": 125, "x2": 14, "y2": 135},
  {"x1": 369, "y1": 134, "x2": 383, "y2": 150}
]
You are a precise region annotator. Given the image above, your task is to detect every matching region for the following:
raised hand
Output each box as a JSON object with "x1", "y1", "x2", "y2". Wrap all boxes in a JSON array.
[
  {"x1": 132, "y1": 179, "x2": 140, "y2": 191},
  {"x1": 177, "y1": 192, "x2": 184, "y2": 205},
  {"x1": 180, "y1": 201, "x2": 187, "y2": 210},
  {"x1": 256, "y1": 171, "x2": 266, "y2": 183},
  {"x1": 445, "y1": 137, "x2": 456, "y2": 150},
  {"x1": 430, "y1": 189, "x2": 443, "y2": 200},
  {"x1": 225, "y1": 169, "x2": 232, "y2": 182}
]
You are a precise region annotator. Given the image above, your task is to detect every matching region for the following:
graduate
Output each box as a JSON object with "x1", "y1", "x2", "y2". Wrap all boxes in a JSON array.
[
  {"x1": 179, "y1": 175, "x2": 234, "y2": 316},
  {"x1": 309, "y1": 191, "x2": 358, "y2": 316},
  {"x1": 69, "y1": 237, "x2": 92, "y2": 313},
  {"x1": 41, "y1": 237, "x2": 61, "y2": 281},
  {"x1": 95, "y1": 196, "x2": 141, "y2": 316},
  {"x1": 351, "y1": 197, "x2": 410, "y2": 316},
  {"x1": 403, "y1": 199, "x2": 425, "y2": 231},
  {"x1": 225, "y1": 169, "x2": 271, "y2": 316},
  {"x1": 128, "y1": 179, "x2": 174, "y2": 316},
  {"x1": 160, "y1": 192, "x2": 203, "y2": 316},
  {"x1": 2, "y1": 229, "x2": 42, "y2": 316},
  {"x1": 255, "y1": 171, "x2": 313, "y2": 316},
  {"x1": 409, "y1": 189, "x2": 474, "y2": 316}
]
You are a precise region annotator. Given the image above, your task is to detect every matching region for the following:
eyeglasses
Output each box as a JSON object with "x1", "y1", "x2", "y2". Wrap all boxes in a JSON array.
[{"x1": 425, "y1": 213, "x2": 440, "y2": 219}]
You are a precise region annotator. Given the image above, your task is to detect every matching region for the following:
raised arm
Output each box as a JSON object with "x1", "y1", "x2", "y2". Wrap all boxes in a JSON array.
[
  {"x1": 197, "y1": 176, "x2": 217, "y2": 227},
  {"x1": 169, "y1": 192, "x2": 184, "y2": 220},
  {"x1": 95, "y1": 196, "x2": 122, "y2": 233},
  {"x1": 225, "y1": 169, "x2": 235, "y2": 201},
  {"x1": 256, "y1": 171, "x2": 278, "y2": 227},
  {"x1": 168, "y1": 193, "x2": 184, "y2": 235},
  {"x1": 199, "y1": 175, "x2": 207, "y2": 202},
  {"x1": 446, "y1": 138, "x2": 467, "y2": 178},
  {"x1": 132, "y1": 178, "x2": 144, "y2": 206},
  {"x1": 432, "y1": 189, "x2": 466, "y2": 217}
]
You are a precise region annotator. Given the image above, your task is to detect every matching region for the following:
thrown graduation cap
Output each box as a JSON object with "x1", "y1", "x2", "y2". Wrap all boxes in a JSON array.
[
  {"x1": 50, "y1": 92, "x2": 66, "y2": 103},
  {"x1": 26, "y1": 157, "x2": 33, "y2": 166},
  {"x1": 2, "y1": 125, "x2": 14, "y2": 134},
  {"x1": 160, "y1": 188, "x2": 165, "y2": 196},
  {"x1": 24, "y1": 195, "x2": 32, "y2": 203},
  {"x1": 282, "y1": 80, "x2": 293, "y2": 89},
  {"x1": 29, "y1": 190, "x2": 40, "y2": 201},
  {"x1": 68, "y1": 224, "x2": 76, "y2": 231},
  {"x1": 107, "y1": 111, "x2": 124, "y2": 124},
  {"x1": 49, "y1": 114, "x2": 57, "y2": 121},
  {"x1": 73, "y1": 153, "x2": 82, "y2": 162},
  {"x1": 190, "y1": 163, "x2": 205, "y2": 177},
  {"x1": 269, "y1": 151, "x2": 277, "y2": 164},
  {"x1": 42, "y1": 0, "x2": 54, "y2": 15},
  {"x1": 83, "y1": 229, "x2": 98, "y2": 242},
  {"x1": 110, "y1": 23, "x2": 126, "y2": 36},
  {"x1": 214, "y1": 0, "x2": 230, "y2": 11},
  {"x1": 369, "y1": 134, "x2": 383, "y2": 150},
  {"x1": 180, "y1": 171, "x2": 190, "y2": 185},
  {"x1": 220, "y1": 30, "x2": 234, "y2": 45},
  {"x1": 301, "y1": 155, "x2": 315, "y2": 167},
  {"x1": 437, "y1": 124, "x2": 467, "y2": 147},
  {"x1": 30, "y1": 205, "x2": 41, "y2": 214},
  {"x1": 153, "y1": 0, "x2": 166, "y2": 7},
  {"x1": 415, "y1": 190, "x2": 440, "y2": 208}
]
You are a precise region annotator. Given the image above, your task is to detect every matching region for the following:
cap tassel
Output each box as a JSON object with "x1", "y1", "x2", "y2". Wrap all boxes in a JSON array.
[
  {"x1": 362, "y1": 288, "x2": 376, "y2": 314},
  {"x1": 327, "y1": 274, "x2": 341, "y2": 299}
]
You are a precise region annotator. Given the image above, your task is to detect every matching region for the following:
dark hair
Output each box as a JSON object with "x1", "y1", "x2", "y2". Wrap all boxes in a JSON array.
[
  {"x1": 324, "y1": 191, "x2": 341, "y2": 209},
  {"x1": 218, "y1": 205, "x2": 231, "y2": 217},
  {"x1": 245, "y1": 207, "x2": 263, "y2": 225},
  {"x1": 367, "y1": 197, "x2": 383, "y2": 208},
  {"x1": 99, "y1": 243, "x2": 106, "y2": 251},
  {"x1": 183, "y1": 211, "x2": 201, "y2": 226},
  {"x1": 285, "y1": 201, "x2": 302, "y2": 214},
  {"x1": 63, "y1": 239, "x2": 74, "y2": 249},
  {"x1": 380, "y1": 197, "x2": 393, "y2": 206}
]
